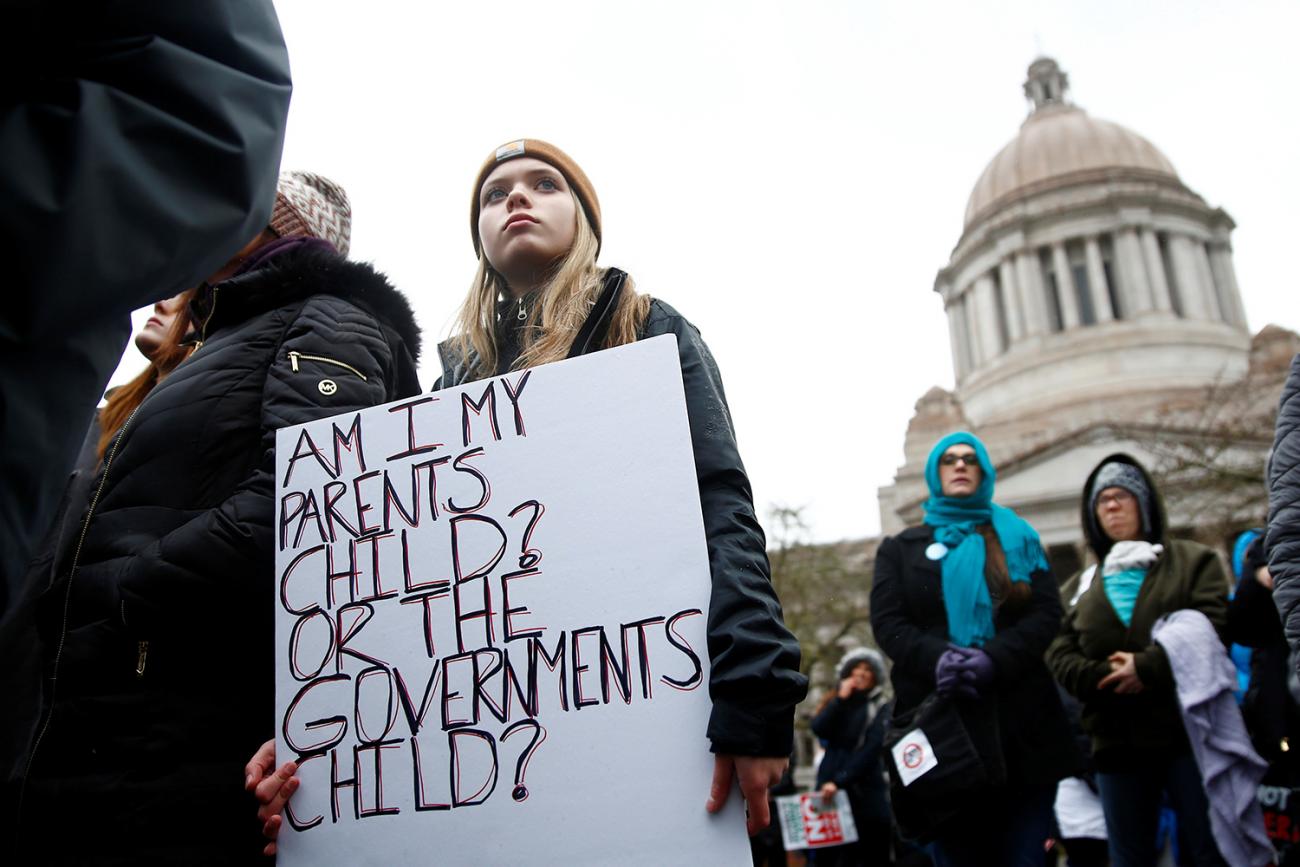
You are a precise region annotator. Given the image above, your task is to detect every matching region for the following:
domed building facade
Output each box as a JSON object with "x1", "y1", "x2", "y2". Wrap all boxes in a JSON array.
[{"x1": 878, "y1": 58, "x2": 1289, "y2": 570}]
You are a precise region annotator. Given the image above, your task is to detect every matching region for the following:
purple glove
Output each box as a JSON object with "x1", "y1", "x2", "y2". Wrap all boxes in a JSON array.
[
  {"x1": 934, "y1": 647, "x2": 971, "y2": 697},
  {"x1": 951, "y1": 647, "x2": 996, "y2": 693}
]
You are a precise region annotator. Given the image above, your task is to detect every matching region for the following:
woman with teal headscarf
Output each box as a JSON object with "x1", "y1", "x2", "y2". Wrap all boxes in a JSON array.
[{"x1": 871, "y1": 431, "x2": 1079, "y2": 866}]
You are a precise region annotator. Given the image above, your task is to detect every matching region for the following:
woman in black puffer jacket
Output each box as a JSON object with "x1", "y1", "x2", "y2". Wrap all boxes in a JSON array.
[{"x1": 8, "y1": 172, "x2": 422, "y2": 865}]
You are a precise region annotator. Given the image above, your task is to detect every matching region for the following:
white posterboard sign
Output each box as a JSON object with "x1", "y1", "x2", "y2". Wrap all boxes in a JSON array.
[
  {"x1": 272, "y1": 335, "x2": 749, "y2": 866},
  {"x1": 775, "y1": 791, "x2": 860, "y2": 851}
]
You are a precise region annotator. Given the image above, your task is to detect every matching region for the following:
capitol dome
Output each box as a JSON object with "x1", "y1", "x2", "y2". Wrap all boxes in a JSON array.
[
  {"x1": 933, "y1": 57, "x2": 1250, "y2": 431},
  {"x1": 881, "y1": 56, "x2": 1269, "y2": 553},
  {"x1": 964, "y1": 94, "x2": 1180, "y2": 228}
]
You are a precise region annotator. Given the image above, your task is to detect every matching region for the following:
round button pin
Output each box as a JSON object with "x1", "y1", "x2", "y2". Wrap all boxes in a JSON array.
[
  {"x1": 318, "y1": 379, "x2": 338, "y2": 395},
  {"x1": 925, "y1": 542, "x2": 948, "y2": 561}
]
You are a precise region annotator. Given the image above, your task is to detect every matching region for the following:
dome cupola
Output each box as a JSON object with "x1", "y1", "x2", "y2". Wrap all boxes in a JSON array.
[
  {"x1": 965, "y1": 58, "x2": 1180, "y2": 229},
  {"x1": 1023, "y1": 56, "x2": 1069, "y2": 109}
]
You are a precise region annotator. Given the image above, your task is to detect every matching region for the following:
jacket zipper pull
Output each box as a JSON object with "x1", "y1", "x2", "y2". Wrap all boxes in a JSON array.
[
  {"x1": 283, "y1": 351, "x2": 368, "y2": 381},
  {"x1": 195, "y1": 283, "x2": 219, "y2": 350},
  {"x1": 136, "y1": 640, "x2": 149, "y2": 678}
]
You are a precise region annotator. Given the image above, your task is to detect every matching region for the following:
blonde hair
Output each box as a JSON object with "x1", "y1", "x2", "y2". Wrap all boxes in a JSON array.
[{"x1": 452, "y1": 191, "x2": 651, "y2": 380}]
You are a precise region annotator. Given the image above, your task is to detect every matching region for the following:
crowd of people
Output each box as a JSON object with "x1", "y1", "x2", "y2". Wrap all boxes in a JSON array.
[
  {"x1": 5, "y1": 5, "x2": 1300, "y2": 867},
  {"x1": 2, "y1": 7, "x2": 809, "y2": 858},
  {"x1": 2, "y1": 125, "x2": 813, "y2": 866},
  {"x1": 773, "y1": 436, "x2": 1294, "y2": 867}
]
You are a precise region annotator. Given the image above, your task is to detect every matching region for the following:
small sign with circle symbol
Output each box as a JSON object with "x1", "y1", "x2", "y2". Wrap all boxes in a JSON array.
[{"x1": 891, "y1": 727, "x2": 939, "y2": 786}]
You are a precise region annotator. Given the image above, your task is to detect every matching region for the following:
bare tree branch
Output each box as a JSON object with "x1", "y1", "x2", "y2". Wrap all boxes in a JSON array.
[
  {"x1": 1118, "y1": 367, "x2": 1278, "y2": 546},
  {"x1": 766, "y1": 505, "x2": 877, "y2": 710}
]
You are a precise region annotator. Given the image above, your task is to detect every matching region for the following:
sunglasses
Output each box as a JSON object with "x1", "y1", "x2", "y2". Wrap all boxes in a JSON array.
[{"x1": 939, "y1": 453, "x2": 978, "y2": 467}]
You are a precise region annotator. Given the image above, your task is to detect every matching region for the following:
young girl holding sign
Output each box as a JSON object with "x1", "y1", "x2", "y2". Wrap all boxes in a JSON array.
[{"x1": 250, "y1": 140, "x2": 808, "y2": 847}]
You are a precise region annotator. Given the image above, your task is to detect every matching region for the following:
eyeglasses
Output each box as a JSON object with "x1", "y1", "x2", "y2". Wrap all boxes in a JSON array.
[
  {"x1": 1096, "y1": 489, "x2": 1135, "y2": 507},
  {"x1": 939, "y1": 453, "x2": 978, "y2": 467}
]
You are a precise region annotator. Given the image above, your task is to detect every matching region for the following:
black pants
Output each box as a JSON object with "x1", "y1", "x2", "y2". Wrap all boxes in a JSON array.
[{"x1": 928, "y1": 784, "x2": 1056, "y2": 867}]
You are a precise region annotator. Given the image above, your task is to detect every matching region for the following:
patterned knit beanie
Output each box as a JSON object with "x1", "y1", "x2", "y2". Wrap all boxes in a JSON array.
[
  {"x1": 1089, "y1": 461, "x2": 1153, "y2": 535},
  {"x1": 270, "y1": 171, "x2": 352, "y2": 257},
  {"x1": 469, "y1": 139, "x2": 601, "y2": 256}
]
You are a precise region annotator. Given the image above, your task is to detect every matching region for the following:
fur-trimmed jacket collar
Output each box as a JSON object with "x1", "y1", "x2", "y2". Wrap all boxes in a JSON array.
[{"x1": 192, "y1": 244, "x2": 421, "y2": 360}]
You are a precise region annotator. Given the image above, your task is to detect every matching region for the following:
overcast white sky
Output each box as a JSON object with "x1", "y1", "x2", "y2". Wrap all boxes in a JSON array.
[{"x1": 111, "y1": 0, "x2": 1300, "y2": 543}]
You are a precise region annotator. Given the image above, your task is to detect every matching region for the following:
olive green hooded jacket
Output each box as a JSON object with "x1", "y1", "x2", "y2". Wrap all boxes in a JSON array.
[{"x1": 1047, "y1": 454, "x2": 1230, "y2": 769}]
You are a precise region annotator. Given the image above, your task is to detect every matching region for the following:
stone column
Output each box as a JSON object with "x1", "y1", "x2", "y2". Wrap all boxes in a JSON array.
[
  {"x1": 1194, "y1": 242, "x2": 1225, "y2": 322},
  {"x1": 973, "y1": 274, "x2": 1004, "y2": 357},
  {"x1": 1084, "y1": 236, "x2": 1114, "y2": 323},
  {"x1": 1138, "y1": 228, "x2": 1174, "y2": 313},
  {"x1": 948, "y1": 297, "x2": 968, "y2": 380},
  {"x1": 1210, "y1": 245, "x2": 1249, "y2": 328},
  {"x1": 998, "y1": 258, "x2": 1024, "y2": 343},
  {"x1": 963, "y1": 286, "x2": 986, "y2": 368},
  {"x1": 1051, "y1": 242, "x2": 1079, "y2": 329},
  {"x1": 1015, "y1": 249, "x2": 1048, "y2": 336},
  {"x1": 1168, "y1": 234, "x2": 1210, "y2": 319},
  {"x1": 1115, "y1": 227, "x2": 1153, "y2": 314}
]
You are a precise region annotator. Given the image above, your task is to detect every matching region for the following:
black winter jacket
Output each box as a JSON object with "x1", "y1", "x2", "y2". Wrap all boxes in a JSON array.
[
  {"x1": 0, "y1": 424, "x2": 101, "y2": 790},
  {"x1": 1269, "y1": 354, "x2": 1300, "y2": 661},
  {"x1": 8, "y1": 247, "x2": 422, "y2": 865},
  {"x1": 870, "y1": 525, "x2": 1079, "y2": 790},
  {"x1": 0, "y1": 1, "x2": 292, "y2": 616},
  {"x1": 435, "y1": 270, "x2": 808, "y2": 756}
]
